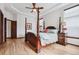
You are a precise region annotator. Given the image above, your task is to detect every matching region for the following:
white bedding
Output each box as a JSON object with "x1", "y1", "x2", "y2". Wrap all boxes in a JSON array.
[{"x1": 39, "y1": 32, "x2": 58, "y2": 46}]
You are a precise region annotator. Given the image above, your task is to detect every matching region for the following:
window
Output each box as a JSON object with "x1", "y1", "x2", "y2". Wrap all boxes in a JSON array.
[{"x1": 64, "y1": 5, "x2": 79, "y2": 37}]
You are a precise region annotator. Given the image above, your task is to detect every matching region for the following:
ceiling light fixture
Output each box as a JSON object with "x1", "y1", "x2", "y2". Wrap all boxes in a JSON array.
[{"x1": 33, "y1": 9, "x2": 36, "y2": 12}]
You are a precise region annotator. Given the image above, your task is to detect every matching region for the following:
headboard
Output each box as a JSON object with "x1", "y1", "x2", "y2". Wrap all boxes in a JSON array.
[{"x1": 46, "y1": 26, "x2": 56, "y2": 29}]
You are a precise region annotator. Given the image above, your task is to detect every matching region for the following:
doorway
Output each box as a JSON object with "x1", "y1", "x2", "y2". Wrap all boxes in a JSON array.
[{"x1": 5, "y1": 18, "x2": 17, "y2": 40}]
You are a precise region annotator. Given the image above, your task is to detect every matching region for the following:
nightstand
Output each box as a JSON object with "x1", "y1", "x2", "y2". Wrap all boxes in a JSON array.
[{"x1": 57, "y1": 32, "x2": 66, "y2": 46}]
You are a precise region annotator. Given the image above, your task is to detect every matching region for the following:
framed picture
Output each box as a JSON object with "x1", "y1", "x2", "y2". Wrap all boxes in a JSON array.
[{"x1": 26, "y1": 23, "x2": 32, "y2": 30}]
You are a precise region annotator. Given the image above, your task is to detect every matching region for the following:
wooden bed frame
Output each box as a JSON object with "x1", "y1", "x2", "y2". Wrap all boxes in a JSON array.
[
  {"x1": 25, "y1": 32, "x2": 41, "y2": 53},
  {"x1": 25, "y1": 8, "x2": 41, "y2": 53}
]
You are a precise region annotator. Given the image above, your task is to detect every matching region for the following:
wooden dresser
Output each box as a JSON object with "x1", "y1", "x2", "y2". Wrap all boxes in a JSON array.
[{"x1": 57, "y1": 32, "x2": 66, "y2": 46}]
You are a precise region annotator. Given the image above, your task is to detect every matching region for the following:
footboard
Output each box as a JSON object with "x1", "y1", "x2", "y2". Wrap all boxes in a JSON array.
[{"x1": 25, "y1": 32, "x2": 41, "y2": 53}]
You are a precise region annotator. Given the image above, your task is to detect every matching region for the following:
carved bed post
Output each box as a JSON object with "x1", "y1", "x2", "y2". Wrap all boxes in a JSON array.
[
  {"x1": 25, "y1": 5, "x2": 43, "y2": 53},
  {"x1": 36, "y1": 8, "x2": 41, "y2": 53},
  {"x1": 25, "y1": 18, "x2": 27, "y2": 42}
]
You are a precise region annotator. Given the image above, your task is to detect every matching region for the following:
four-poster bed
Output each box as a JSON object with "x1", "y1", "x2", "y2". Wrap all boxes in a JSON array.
[{"x1": 25, "y1": 3, "x2": 65, "y2": 53}]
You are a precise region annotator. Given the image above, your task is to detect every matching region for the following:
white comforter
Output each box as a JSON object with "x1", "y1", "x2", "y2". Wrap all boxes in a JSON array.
[{"x1": 39, "y1": 32, "x2": 58, "y2": 46}]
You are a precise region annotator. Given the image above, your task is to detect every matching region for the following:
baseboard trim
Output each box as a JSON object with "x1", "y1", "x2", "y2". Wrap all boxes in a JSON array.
[
  {"x1": 67, "y1": 43, "x2": 79, "y2": 47},
  {"x1": 6, "y1": 37, "x2": 25, "y2": 39},
  {"x1": 17, "y1": 37, "x2": 25, "y2": 39},
  {"x1": 6, "y1": 37, "x2": 11, "y2": 39},
  {"x1": 66, "y1": 36, "x2": 79, "y2": 39}
]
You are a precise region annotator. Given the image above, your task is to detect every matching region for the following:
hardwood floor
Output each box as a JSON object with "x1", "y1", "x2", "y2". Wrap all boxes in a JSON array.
[{"x1": 0, "y1": 38, "x2": 79, "y2": 55}]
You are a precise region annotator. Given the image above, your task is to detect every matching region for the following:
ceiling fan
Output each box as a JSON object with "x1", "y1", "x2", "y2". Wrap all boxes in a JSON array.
[{"x1": 25, "y1": 3, "x2": 44, "y2": 13}]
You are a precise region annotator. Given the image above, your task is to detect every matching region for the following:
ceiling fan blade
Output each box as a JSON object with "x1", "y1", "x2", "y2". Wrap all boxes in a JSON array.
[
  {"x1": 32, "y1": 3, "x2": 36, "y2": 8},
  {"x1": 39, "y1": 7, "x2": 44, "y2": 9},
  {"x1": 31, "y1": 10, "x2": 33, "y2": 13},
  {"x1": 25, "y1": 7, "x2": 32, "y2": 9}
]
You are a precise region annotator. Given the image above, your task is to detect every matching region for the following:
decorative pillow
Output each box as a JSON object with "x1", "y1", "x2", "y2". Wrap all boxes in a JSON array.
[{"x1": 44, "y1": 29, "x2": 48, "y2": 33}]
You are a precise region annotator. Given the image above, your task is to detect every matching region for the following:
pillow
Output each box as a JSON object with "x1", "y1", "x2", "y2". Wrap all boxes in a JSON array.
[
  {"x1": 44, "y1": 29, "x2": 48, "y2": 33},
  {"x1": 47, "y1": 29, "x2": 58, "y2": 33}
]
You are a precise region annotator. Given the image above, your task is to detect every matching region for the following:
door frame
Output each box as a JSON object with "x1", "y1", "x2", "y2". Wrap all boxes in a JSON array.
[
  {"x1": 5, "y1": 18, "x2": 17, "y2": 40},
  {"x1": 0, "y1": 9, "x2": 4, "y2": 44}
]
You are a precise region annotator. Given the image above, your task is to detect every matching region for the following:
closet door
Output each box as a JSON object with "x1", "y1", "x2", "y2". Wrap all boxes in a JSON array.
[
  {"x1": 0, "y1": 10, "x2": 3, "y2": 44},
  {"x1": 11, "y1": 21, "x2": 17, "y2": 39}
]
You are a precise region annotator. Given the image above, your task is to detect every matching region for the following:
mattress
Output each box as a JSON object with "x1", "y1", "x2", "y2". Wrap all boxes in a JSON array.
[{"x1": 39, "y1": 32, "x2": 58, "y2": 46}]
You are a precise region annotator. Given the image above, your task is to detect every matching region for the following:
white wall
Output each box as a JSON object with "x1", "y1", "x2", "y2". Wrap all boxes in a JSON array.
[
  {"x1": 27, "y1": 16, "x2": 37, "y2": 35},
  {"x1": 17, "y1": 13, "x2": 37, "y2": 37},
  {"x1": 44, "y1": 9, "x2": 64, "y2": 29},
  {"x1": 17, "y1": 14, "x2": 25, "y2": 37}
]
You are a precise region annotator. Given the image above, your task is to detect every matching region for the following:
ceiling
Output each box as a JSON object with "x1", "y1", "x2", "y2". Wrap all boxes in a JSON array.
[
  {"x1": 11, "y1": 3, "x2": 60, "y2": 14},
  {"x1": 4, "y1": 3, "x2": 78, "y2": 17}
]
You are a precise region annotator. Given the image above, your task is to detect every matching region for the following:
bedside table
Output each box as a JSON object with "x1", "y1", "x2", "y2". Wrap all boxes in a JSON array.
[{"x1": 57, "y1": 32, "x2": 66, "y2": 46}]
